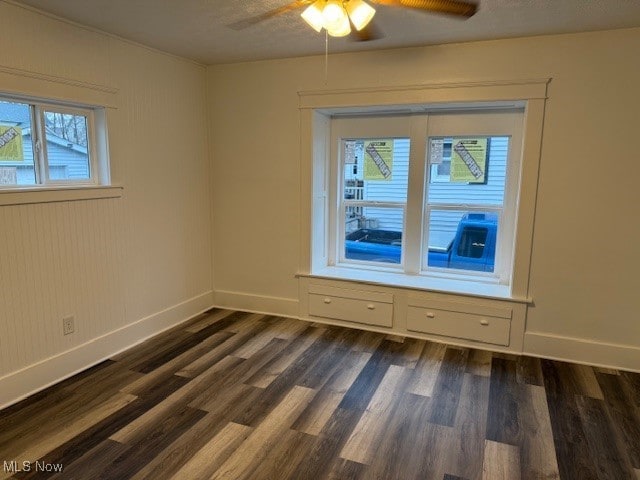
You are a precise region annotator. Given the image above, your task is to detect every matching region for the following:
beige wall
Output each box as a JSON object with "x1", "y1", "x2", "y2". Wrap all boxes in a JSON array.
[
  {"x1": 0, "y1": 1, "x2": 212, "y2": 406},
  {"x1": 208, "y1": 28, "x2": 640, "y2": 365}
]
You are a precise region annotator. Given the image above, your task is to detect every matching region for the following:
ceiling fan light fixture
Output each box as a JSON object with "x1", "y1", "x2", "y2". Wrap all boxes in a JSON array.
[
  {"x1": 302, "y1": 0, "x2": 361, "y2": 38},
  {"x1": 301, "y1": 1, "x2": 325, "y2": 32},
  {"x1": 326, "y1": 12, "x2": 352, "y2": 37},
  {"x1": 345, "y1": 0, "x2": 376, "y2": 31},
  {"x1": 322, "y1": 0, "x2": 348, "y2": 31}
]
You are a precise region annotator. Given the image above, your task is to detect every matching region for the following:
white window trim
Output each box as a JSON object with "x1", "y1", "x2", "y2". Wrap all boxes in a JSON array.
[
  {"x1": 0, "y1": 65, "x2": 118, "y2": 202},
  {"x1": 298, "y1": 79, "x2": 550, "y2": 302},
  {"x1": 0, "y1": 65, "x2": 118, "y2": 108},
  {"x1": 0, "y1": 185, "x2": 123, "y2": 206}
]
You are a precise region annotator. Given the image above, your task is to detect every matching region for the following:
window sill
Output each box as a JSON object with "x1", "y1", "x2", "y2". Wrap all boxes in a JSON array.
[
  {"x1": 0, "y1": 185, "x2": 123, "y2": 206},
  {"x1": 301, "y1": 266, "x2": 532, "y2": 304}
]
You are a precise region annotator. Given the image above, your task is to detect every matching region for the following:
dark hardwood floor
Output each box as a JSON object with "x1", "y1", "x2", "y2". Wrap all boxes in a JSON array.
[{"x1": 1, "y1": 309, "x2": 639, "y2": 479}]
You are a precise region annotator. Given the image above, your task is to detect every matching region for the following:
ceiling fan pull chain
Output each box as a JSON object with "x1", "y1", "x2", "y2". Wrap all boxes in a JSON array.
[{"x1": 325, "y1": 29, "x2": 329, "y2": 85}]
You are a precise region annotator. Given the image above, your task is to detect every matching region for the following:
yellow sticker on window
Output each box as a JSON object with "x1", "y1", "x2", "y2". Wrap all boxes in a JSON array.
[
  {"x1": 0, "y1": 126, "x2": 24, "y2": 161},
  {"x1": 363, "y1": 139, "x2": 393, "y2": 180},
  {"x1": 450, "y1": 138, "x2": 487, "y2": 183}
]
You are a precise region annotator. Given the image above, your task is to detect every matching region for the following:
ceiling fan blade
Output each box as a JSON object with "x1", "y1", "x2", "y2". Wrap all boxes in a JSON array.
[
  {"x1": 351, "y1": 19, "x2": 384, "y2": 42},
  {"x1": 402, "y1": 0, "x2": 477, "y2": 17},
  {"x1": 227, "y1": 0, "x2": 314, "y2": 30},
  {"x1": 372, "y1": 0, "x2": 477, "y2": 18}
]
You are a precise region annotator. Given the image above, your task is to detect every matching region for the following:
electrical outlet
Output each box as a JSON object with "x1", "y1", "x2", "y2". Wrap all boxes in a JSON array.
[{"x1": 63, "y1": 316, "x2": 75, "y2": 335}]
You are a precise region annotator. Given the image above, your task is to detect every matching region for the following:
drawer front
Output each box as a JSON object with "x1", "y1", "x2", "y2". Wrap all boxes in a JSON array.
[
  {"x1": 309, "y1": 294, "x2": 393, "y2": 327},
  {"x1": 407, "y1": 306, "x2": 511, "y2": 346},
  {"x1": 308, "y1": 284, "x2": 393, "y2": 303}
]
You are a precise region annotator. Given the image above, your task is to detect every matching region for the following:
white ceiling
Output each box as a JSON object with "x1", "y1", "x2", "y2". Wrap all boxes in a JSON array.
[{"x1": 12, "y1": 0, "x2": 640, "y2": 65}]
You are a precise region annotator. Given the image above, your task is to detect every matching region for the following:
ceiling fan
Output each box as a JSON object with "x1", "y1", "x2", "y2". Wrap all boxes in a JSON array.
[{"x1": 228, "y1": 0, "x2": 478, "y2": 41}]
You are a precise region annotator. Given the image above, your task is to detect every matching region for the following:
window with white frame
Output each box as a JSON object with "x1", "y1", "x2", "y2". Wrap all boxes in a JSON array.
[
  {"x1": 0, "y1": 95, "x2": 105, "y2": 188},
  {"x1": 328, "y1": 109, "x2": 523, "y2": 286}
]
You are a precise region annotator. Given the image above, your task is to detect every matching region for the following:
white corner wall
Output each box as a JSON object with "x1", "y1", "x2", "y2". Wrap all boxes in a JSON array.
[
  {"x1": 207, "y1": 28, "x2": 640, "y2": 371},
  {"x1": 0, "y1": 1, "x2": 213, "y2": 408}
]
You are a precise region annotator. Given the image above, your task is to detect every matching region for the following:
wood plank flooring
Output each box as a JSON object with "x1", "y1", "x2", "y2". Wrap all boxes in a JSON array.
[{"x1": 1, "y1": 309, "x2": 639, "y2": 479}]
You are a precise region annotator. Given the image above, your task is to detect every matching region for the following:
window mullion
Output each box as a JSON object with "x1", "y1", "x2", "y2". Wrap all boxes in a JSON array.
[
  {"x1": 33, "y1": 105, "x2": 49, "y2": 185},
  {"x1": 26, "y1": 104, "x2": 41, "y2": 185},
  {"x1": 403, "y1": 115, "x2": 428, "y2": 274}
]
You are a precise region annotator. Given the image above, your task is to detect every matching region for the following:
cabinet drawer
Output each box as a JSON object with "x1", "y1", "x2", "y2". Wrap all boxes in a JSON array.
[
  {"x1": 309, "y1": 292, "x2": 393, "y2": 327},
  {"x1": 407, "y1": 305, "x2": 511, "y2": 346}
]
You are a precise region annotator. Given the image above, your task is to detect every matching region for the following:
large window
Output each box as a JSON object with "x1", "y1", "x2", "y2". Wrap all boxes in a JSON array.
[
  {"x1": 0, "y1": 96, "x2": 103, "y2": 188},
  {"x1": 328, "y1": 110, "x2": 523, "y2": 286}
]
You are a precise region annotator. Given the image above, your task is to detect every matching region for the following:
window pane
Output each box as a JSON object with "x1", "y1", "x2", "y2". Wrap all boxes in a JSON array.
[
  {"x1": 427, "y1": 136, "x2": 509, "y2": 206},
  {"x1": 0, "y1": 100, "x2": 36, "y2": 186},
  {"x1": 44, "y1": 111, "x2": 90, "y2": 180},
  {"x1": 425, "y1": 210, "x2": 498, "y2": 273},
  {"x1": 343, "y1": 138, "x2": 409, "y2": 203},
  {"x1": 344, "y1": 206, "x2": 404, "y2": 264}
]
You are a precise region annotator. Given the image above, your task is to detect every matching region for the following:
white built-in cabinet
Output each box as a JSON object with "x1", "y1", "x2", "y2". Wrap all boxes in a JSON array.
[{"x1": 299, "y1": 277, "x2": 527, "y2": 353}]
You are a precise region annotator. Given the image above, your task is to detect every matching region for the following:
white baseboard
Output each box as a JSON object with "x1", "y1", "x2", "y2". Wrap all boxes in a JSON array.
[
  {"x1": 524, "y1": 331, "x2": 640, "y2": 373},
  {"x1": 213, "y1": 289, "x2": 299, "y2": 318},
  {"x1": 5, "y1": 291, "x2": 637, "y2": 411},
  {"x1": 0, "y1": 291, "x2": 215, "y2": 410}
]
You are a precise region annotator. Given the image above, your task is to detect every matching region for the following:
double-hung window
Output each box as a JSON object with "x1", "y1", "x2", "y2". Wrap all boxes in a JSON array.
[
  {"x1": 328, "y1": 108, "x2": 523, "y2": 287},
  {"x1": 0, "y1": 95, "x2": 104, "y2": 188},
  {"x1": 333, "y1": 115, "x2": 411, "y2": 266}
]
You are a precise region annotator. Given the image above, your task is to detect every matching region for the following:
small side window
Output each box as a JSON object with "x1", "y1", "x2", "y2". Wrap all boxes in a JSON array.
[{"x1": 0, "y1": 96, "x2": 106, "y2": 188}]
